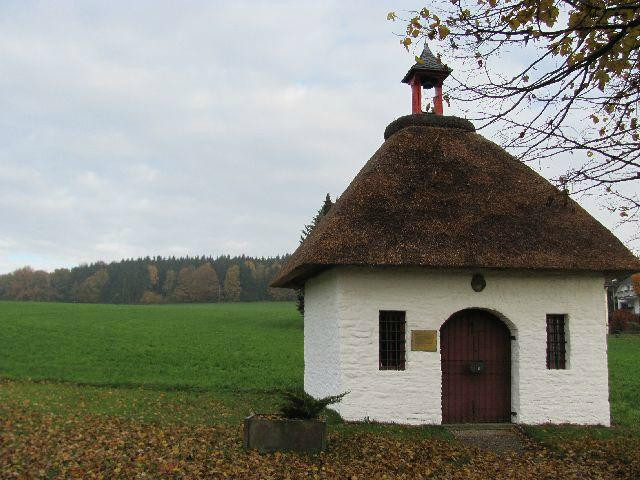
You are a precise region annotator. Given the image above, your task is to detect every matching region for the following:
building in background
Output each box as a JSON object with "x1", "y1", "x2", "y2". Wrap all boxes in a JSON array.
[{"x1": 613, "y1": 276, "x2": 640, "y2": 314}]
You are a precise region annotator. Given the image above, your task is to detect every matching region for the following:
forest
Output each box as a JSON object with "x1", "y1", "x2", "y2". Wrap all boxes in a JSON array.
[{"x1": 0, "y1": 255, "x2": 296, "y2": 304}]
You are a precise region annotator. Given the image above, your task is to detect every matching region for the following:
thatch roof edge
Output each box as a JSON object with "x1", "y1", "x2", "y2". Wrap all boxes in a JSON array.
[{"x1": 270, "y1": 122, "x2": 640, "y2": 289}]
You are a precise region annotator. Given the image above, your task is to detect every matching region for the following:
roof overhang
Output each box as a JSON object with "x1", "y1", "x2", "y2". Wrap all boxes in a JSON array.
[
  {"x1": 270, "y1": 262, "x2": 640, "y2": 290},
  {"x1": 269, "y1": 264, "x2": 330, "y2": 289}
]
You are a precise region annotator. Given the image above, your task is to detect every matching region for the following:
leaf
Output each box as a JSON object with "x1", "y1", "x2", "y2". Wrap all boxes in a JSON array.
[
  {"x1": 438, "y1": 25, "x2": 451, "y2": 39},
  {"x1": 3, "y1": 399, "x2": 640, "y2": 479}
]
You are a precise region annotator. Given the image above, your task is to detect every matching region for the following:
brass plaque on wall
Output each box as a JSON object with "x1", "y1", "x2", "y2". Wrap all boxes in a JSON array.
[{"x1": 411, "y1": 330, "x2": 437, "y2": 351}]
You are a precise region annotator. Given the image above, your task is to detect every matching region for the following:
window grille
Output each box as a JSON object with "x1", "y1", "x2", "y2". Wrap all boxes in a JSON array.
[
  {"x1": 379, "y1": 311, "x2": 406, "y2": 370},
  {"x1": 546, "y1": 314, "x2": 567, "y2": 369}
]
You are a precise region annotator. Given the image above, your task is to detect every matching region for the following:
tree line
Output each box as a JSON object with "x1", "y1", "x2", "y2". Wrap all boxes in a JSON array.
[{"x1": 0, "y1": 255, "x2": 296, "y2": 304}]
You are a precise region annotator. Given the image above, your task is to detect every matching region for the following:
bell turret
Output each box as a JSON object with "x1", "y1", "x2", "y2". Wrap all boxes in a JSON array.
[{"x1": 401, "y1": 44, "x2": 452, "y2": 115}]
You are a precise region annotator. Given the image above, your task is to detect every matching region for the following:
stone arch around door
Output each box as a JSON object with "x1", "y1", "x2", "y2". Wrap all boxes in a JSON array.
[{"x1": 440, "y1": 308, "x2": 513, "y2": 423}]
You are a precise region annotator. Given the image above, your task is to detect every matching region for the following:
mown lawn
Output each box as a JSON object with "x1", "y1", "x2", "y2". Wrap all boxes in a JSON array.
[
  {"x1": 1, "y1": 301, "x2": 640, "y2": 478},
  {"x1": 0, "y1": 301, "x2": 302, "y2": 391}
]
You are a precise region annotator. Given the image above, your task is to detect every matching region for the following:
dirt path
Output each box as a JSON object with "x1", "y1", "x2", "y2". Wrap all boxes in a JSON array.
[{"x1": 446, "y1": 424, "x2": 528, "y2": 453}]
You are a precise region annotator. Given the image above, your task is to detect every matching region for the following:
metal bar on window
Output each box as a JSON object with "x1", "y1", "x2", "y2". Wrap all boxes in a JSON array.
[
  {"x1": 379, "y1": 311, "x2": 406, "y2": 370},
  {"x1": 546, "y1": 314, "x2": 566, "y2": 370}
]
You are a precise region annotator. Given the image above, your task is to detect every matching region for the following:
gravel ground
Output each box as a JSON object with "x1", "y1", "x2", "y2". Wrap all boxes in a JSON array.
[{"x1": 447, "y1": 425, "x2": 528, "y2": 453}]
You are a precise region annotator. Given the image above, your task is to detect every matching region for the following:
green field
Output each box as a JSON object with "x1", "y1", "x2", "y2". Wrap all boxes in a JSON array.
[{"x1": 0, "y1": 301, "x2": 302, "y2": 392}]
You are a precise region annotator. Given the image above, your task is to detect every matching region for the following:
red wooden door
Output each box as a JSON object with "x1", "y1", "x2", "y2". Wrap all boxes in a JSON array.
[{"x1": 441, "y1": 309, "x2": 511, "y2": 423}]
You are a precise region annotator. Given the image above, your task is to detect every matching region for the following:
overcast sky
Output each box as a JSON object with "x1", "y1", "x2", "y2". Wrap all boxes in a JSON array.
[{"x1": 0, "y1": 0, "x2": 636, "y2": 274}]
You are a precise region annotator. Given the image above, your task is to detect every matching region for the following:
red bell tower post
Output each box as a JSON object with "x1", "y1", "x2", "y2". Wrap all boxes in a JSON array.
[
  {"x1": 401, "y1": 44, "x2": 451, "y2": 116},
  {"x1": 433, "y1": 82, "x2": 444, "y2": 115},
  {"x1": 411, "y1": 75, "x2": 422, "y2": 114}
]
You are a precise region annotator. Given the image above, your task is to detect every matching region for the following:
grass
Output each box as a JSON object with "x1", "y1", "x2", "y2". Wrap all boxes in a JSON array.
[
  {"x1": 609, "y1": 334, "x2": 640, "y2": 429},
  {"x1": 0, "y1": 301, "x2": 638, "y2": 445},
  {"x1": 0, "y1": 379, "x2": 280, "y2": 425},
  {"x1": 0, "y1": 301, "x2": 302, "y2": 392}
]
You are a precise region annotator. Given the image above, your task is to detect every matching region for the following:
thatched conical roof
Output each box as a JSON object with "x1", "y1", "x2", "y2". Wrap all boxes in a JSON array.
[{"x1": 271, "y1": 114, "x2": 640, "y2": 288}]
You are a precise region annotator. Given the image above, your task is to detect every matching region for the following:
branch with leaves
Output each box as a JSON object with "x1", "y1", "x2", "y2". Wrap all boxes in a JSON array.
[{"x1": 389, "y1": 0, "x2": 640, "y2": 232}]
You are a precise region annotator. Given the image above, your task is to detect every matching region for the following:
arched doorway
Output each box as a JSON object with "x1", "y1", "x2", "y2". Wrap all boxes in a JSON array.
[{"x1": 440, "y1": 309, "x2": 511, "y2": 423}]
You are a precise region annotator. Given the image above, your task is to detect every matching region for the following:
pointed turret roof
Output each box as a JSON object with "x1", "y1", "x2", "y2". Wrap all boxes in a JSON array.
[
  {"x1": 401, "y1": 43, "x2": 452, "y2": 85},
  {"x1": 271, "y1": 115, "x2": 640, "y2": 288}
]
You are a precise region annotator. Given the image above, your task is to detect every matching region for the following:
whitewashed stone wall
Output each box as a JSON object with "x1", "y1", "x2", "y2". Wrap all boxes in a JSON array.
[
  {"x1": 303, "y1": 270, "x2": 341, "y2": 398},
  {"x1": 303, "y1": 267, "x2": 610, "y2": 426}
]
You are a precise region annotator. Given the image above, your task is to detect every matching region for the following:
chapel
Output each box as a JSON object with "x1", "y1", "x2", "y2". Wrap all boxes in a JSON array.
[{"x1": 271, "y1": 45, "x2": 640, "y2": 425}]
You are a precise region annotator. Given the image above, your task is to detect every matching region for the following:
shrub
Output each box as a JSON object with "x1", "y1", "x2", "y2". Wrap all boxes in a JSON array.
[
  {"x1": 625, "y1": 321, "x2": 640, "y2": 334},
  {"x1": 279, "y1": 390, "x2": 348, "y2": 420},
  {"x1": 609, "y1": 309, "x2": 637, "y2": 333}
]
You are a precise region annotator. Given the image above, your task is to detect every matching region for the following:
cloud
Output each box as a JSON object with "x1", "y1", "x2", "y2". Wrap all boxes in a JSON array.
[{"x1": 0, "y1": 0, "x2": 635, "y2": 274}]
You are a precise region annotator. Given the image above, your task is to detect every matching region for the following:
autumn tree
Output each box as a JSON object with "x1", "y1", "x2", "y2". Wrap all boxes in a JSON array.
[
  {"x1": 72, "y1": 269, "x2": 109, "y2": 303},
  {"x1": 139, "y1": 290, "x2": 164, "y2": 304},
  {"x1": 147, "y1": 264, "x2": 159, "y2": 289},
  {"x1": 0, "y1": 267, "x2": 51, "y2": 301},
  {"x1": 223, "y1": 264, "x2": 241, "y2": 302},
  {"x1": 2, "y1": 268, "x2": 30, "y2": 300},
  {"x1": 390, "y1": 1, "x2": 640, "y2": 227},
  {"x1": 191, "y1": 263, "x2": 220, "y2": 302},
  {"x1": 172, "y1": 266, "x2": 195, "y2": 303}
]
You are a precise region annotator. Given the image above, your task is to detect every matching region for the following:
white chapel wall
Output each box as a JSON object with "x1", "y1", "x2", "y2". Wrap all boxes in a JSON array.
[
  {"x1": 304, "y1": 266, "x2": 610, "y2": 426},
  {"x1": 303, "y1": 269, "x2": 341, "y2": 398}
]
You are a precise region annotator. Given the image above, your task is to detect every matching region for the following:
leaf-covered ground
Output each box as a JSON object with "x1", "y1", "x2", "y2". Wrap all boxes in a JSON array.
[
  {"x1": 1, "y1": 301, "x2": 639, "y2": 478},
  {"x1": 2, "y1": 404, "x2": 639, "y2": 479}
]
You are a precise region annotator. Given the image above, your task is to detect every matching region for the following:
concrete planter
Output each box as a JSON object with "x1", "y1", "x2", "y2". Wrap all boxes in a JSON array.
[{"x1": 243, "y1": 414, "x2": 328, "y2": 453}]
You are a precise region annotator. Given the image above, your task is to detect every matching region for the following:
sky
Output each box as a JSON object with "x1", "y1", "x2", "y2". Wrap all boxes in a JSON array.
[{"x1": 0, "y1": 0, "x2": 637, "y2": 274}]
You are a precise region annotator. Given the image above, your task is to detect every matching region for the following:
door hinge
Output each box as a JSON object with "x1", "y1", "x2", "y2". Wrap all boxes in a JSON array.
[
  {"x1": 510, "y1": 335, "x2": 516, "y2": 340},
  {"x1": 510, "y1": 411, "x2": 517, "y2": 416}
]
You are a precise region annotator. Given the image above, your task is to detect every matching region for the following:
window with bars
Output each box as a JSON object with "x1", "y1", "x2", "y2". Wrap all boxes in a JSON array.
[
  {"x1": 379, "y1": 311, "x2": 406, "y2": 370},
  {"x1": 546, "y1": 314, "x2": 567, "y2": 369}
]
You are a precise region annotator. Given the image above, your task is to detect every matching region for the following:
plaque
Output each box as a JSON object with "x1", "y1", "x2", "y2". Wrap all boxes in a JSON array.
[{"x1": 411, "y1": 330, "x2": 437, "y2": 351}]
